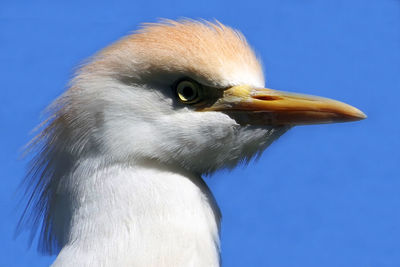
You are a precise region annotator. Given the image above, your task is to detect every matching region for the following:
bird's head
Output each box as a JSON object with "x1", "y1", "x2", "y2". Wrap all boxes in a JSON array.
[
  {"x1": 20, "y1": 20, "x2": 367, "y2": 255},
  {"x1": 51, "y1": 19, "x2": 365, "y2": 174}
]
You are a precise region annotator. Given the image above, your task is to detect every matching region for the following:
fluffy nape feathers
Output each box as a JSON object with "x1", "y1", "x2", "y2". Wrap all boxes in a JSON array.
[{"x1": 18, "y1": 20, "x2": 288, "y2": 256}]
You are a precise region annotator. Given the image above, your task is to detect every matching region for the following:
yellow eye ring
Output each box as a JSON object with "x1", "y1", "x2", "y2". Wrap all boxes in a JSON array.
[{"x1": 176, "y1": 80, "x2": 202, "y2": 104}]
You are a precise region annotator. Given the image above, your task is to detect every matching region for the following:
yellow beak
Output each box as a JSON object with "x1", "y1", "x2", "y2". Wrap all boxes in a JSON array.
[{"x1": 201, "y1": 85, "x2": 366, "y2": 125}]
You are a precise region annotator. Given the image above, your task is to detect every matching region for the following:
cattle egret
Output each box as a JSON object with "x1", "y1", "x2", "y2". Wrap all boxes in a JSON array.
[{"x1": 19, "y1": 20, "x2": 365, "y2": 266}]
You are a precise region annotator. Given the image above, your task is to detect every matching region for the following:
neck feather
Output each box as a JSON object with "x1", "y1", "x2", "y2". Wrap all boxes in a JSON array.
[{"x1": 51, "y1": 159, "x2": 221, "y2": 266}]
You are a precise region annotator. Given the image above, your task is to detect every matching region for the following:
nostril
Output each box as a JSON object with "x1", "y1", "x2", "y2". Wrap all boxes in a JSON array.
[{"x1": 252, "y1": 95, "x2": 282, "y2": 101}]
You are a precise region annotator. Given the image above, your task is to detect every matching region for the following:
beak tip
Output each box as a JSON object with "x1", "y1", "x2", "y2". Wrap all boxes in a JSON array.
[{"x1": 350, "y1": 107, "x2": 367, "y2": 121}]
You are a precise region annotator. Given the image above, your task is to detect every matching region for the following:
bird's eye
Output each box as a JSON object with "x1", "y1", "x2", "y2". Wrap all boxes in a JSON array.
[{"x1": 176, "y1": 80, "x2": 202, "y2": 104}]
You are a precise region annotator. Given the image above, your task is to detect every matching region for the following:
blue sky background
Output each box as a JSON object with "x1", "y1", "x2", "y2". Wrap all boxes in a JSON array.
[{"x1": 1, "y1": 0, "x2": 399, "y2": 266}]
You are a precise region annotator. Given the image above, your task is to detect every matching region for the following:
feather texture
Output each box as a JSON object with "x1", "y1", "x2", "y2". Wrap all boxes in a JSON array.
[{"x1": 18, "y1": 20, "x2": 288, "y2": 265}]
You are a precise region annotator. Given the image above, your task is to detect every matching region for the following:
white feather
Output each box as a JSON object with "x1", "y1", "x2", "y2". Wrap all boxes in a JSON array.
[{"x1": 52, "y1": 160, "x2": 221, "y2": 266}]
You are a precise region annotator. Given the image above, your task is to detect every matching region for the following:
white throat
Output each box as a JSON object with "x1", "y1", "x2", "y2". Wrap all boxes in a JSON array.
[{"x1": 51, "y1": 159, "x2": 221, "y2": 267}]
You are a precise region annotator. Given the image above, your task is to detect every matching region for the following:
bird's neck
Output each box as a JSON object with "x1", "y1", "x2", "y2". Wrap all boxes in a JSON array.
[{"x1": 52, "y1": 160, "x2": 221, "y2": 266}]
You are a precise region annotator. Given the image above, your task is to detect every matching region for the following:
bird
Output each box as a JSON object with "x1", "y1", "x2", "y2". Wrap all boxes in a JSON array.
[{"x1": 18, "y1": 19, "x2": 366, "y2": 266}]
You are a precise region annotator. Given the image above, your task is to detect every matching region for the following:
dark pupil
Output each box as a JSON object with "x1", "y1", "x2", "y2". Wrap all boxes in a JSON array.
[{"x1": 182, "y1": 86, "x2": 195, "y2": 99}]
